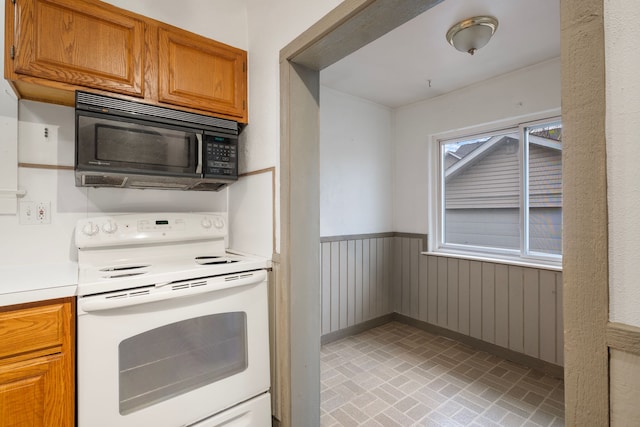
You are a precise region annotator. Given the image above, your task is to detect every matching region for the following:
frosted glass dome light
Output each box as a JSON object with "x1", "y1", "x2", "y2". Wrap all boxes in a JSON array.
[{"x1": 446, "y1": 16, "x2": 498, "y2": 55}]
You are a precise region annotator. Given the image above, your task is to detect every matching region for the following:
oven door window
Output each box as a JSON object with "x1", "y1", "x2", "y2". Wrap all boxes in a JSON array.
[{"x1": 118, "y1": 312, "x2": 247, "y2": 415}]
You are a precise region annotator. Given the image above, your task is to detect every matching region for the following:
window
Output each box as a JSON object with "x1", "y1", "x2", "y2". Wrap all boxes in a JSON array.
[{"x1": 435, "y1": 118, "x2": 562, "y2": 264}]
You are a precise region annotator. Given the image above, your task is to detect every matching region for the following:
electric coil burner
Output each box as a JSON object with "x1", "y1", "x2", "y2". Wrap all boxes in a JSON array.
[{"x1": 75, "y1": 213, "x2": 272, "y2": 427}]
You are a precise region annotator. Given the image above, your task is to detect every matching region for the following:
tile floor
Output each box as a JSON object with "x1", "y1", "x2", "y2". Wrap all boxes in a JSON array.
[{"x1": 320, "y1": 322, "x2": 564, "y2": 427}]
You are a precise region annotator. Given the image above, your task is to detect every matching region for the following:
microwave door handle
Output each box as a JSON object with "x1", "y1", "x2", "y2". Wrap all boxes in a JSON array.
[{"x1": 195, "y1": 133, "x2": 203, "y2": 175}]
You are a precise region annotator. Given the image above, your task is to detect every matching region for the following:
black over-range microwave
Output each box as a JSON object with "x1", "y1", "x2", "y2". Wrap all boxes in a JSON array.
[{"x1": 75, "y1": 91, "x2": 239, "y2": 191}]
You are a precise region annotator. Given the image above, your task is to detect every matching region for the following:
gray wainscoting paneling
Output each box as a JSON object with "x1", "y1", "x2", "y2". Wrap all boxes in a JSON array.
[
  {"x1": 320, "y1": 235, "x2": 394, "y2": 335},
  {"x1": 395, "y1": 250, "x2": 564, "y2": 367},
  {"x1": 320, "y1": 233, "x2": 564, "y2": 367}
]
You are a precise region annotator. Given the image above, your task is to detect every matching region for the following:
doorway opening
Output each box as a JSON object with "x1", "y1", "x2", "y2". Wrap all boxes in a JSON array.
[{"x1": 278, "y1": 0, "x2": 608, "y2": 426}]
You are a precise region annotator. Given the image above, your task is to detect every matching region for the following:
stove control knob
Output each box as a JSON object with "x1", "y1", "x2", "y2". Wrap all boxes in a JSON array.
[
  {"x1": 102, "y1": 220, "x2": 118, "y2": 234},
  {"x1": 201, "y1": 217, "x2": 213, "y2": 229},
  {"x1": 82, "y1": 221, "x2": 99, "y2": 236},
  {"x1": 213, "y1": 217, "x2": 224, "y2": 229}
]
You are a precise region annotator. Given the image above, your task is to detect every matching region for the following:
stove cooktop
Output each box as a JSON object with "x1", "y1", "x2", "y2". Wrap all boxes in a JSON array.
[{"x1": 75, "y1": 213, "x2": 271, "y2": 296}]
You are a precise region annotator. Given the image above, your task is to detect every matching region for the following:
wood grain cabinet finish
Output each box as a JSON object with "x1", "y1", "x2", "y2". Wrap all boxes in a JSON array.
[
  {"x1": 158, "y1": 27, "x2": 247, "y2": 120},
  {"x1": 0, "y1": 299, "x2": 74, "y2": 427},
  {"x1": 9, "y1": 0, "x2": 145, "y2": 97},
  {"x1": 4, "y1": 0, "x2": 248, "y2": 123}
]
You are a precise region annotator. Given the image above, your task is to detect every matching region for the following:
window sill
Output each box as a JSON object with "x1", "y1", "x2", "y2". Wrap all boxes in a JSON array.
[{"x1": 421, "y1": 250, "x2": 562, "y2": 272}]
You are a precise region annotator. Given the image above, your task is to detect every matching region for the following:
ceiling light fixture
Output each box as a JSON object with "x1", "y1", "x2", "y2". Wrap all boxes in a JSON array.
[{"x1": 446, "y1": 16, "x2": 498, "y2": 55}]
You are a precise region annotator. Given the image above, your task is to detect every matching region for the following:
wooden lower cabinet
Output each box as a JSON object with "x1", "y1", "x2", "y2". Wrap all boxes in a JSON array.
[{"x1": 0, "y1": 298, "x2": 74, "y2": 427}]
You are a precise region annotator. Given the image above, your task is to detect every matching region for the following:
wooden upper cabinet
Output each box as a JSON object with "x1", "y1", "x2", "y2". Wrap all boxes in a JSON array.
[
  {"x1": 158, "y1": 27, "x2": 247, "y2": 121},
  {"x1": 4, "y1": 0, "x2": 248, "y2": 123},
  {"x1": 10, "y1": 0, "x2": 145, "y2": 97}
]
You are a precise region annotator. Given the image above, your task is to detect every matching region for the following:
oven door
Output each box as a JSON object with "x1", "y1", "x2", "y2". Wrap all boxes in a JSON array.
[{"x1": 76, "y1": 270, "x2": 270, "y2": 427}]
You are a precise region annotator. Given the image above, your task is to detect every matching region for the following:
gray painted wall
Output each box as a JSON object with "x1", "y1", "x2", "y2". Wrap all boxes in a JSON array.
[{"x1": 320, "y1": 234, "x2": 564, "y2": 366}]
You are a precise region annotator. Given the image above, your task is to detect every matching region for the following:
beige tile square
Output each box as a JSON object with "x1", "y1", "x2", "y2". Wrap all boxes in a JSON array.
[
  {"x1": 371, "y1": 386, "x2": 399, "y2": 405},
  {"x1": 505, "y1": 385, "x2": 529, "y2": 400},
  {"x1": 360, "y1": 418, "x2": 384, "y2": 427},
  {"x1": 362, "y1": 397, "x2": 390, "y2": 417},
  {"x1": 453, "y1": 407, "x2": 480, "y2": 425},
  {"x1": 550, "y1": 417, "x2": 565, "y2": 427},
  {"x1": 406, "y1": 402, "x2": 432, "y2": 421},
  {"x1": 529, "y1": 408, "x2": 556, "y2": 426},
  {"x1": 388, "y1": 374, "x2": 411, "y2": 388},
  {"x1": 523, "y1": 391, "x2": 546, "y2": 407},
  {"x1": 378, "y1": 406, "x2": 414, "y2": 426},
  {"x1": 323, "y1": 394, "x2": 346, "y2": 413},
  {"x1": 483, "y1": 404, "x2": 509, "y2": 422},
  {"x1": 394, "y1": 395, "x2": 419, "y2": 413},
  {"x1": 500, "y1": 412, "x2": 527, "y2": 426},
  {"x1": 437, "y1": 399, "x2": 463, "y2": 417},
  {"x1": 329, "y1": 407, "x2": 359, "y2": 427},
  {"x1": 495, "y1": 399, "x2": 532, "y2": 419},
  {"x1": 320, "y1": 412, "x2": 339, "y2": 427},
  {"x1": 439, "y1": 383, "x2": 462, "y2": 398},
  {"x1": 351, "y1": 391, "x2": 377, "y2": 407},
  {"x1": 474, "y1": 416, "x2": 504, "y2": 427},
  {"x1": 340, "y1": 402, "x2": 369, "y2": 424},
  {"x1": 453, "y1": 394, "x2": 486, "y2": 414},
  {"x1": 397, "y1": 379, "x2": 423, "y2": 395}
]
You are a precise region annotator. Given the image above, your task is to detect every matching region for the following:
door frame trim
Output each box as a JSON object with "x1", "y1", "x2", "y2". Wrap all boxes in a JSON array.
[{"x1": 277, "y1": 0, "x2": 608, "y2": 425}]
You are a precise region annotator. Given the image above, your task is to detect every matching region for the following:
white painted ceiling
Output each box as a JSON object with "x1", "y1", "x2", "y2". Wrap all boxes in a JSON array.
[{"x1": 320, "y1": 0, "x2": 561, "y2": 108}]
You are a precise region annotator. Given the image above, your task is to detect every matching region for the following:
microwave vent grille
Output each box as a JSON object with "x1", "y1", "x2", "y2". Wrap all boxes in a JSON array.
[
  {"x1": 190, "y1": 182, "x2": 227, "y2": 191},
  {"x1": 82, "y1": 174, "x2": 127, "y2": 187},
  {"x1": 129, "y1": 180, "x2": 189, "y2": 190},
  {"x1": 76, "y1": 91, "x2": 238, "y2": 133}
]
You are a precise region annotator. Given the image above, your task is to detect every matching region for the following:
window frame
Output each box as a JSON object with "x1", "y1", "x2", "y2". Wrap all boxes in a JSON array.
[{"x1": 429, "y1": 113, "x2": 562, "y2": 268}]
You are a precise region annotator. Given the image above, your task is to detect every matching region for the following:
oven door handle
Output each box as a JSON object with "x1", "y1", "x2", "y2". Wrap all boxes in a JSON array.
[{"x1": 79, "y1": 270, "x2": 267, "y2": 312}]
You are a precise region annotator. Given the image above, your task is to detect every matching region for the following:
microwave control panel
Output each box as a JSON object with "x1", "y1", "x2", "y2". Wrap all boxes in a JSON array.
[{"x1": 204, "y1": 135, "x2": 237, "y2": 178}]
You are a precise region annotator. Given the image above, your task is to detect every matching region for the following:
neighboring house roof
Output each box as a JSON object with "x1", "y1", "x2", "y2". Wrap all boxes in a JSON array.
[
  {"x1": 445, "y1": 132, "x2": 561, "y2": 179},
  {"x1": 444, "y1": 131, "x2": 562, "y2": 210},
  {"x1": 446, "y1": 135, "x2": 518, "y2": 180}
]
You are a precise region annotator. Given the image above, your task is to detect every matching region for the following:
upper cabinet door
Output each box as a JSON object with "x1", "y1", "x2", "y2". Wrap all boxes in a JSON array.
[
  {"x1": 11, "y1": 0, "x2": 145, "y2": 97},
  {"x1": 158, "y1": 27, "x2": 247, "y2": 122}
]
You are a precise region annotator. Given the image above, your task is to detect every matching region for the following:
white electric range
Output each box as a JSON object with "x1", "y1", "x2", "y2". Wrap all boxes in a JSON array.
[{"x1": 75, "y1": 213, "x2": 271, "y2": 427}]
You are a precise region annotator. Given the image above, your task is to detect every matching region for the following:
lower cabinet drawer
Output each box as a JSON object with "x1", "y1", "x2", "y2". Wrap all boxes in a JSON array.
[{"x1": 0, "y1": 303, "x2": 65, "y2": 360}]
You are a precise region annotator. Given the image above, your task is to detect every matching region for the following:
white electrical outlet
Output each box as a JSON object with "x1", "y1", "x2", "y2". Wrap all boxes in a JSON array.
[
  {"x1": 19, "y1": 201, "x2": 51, "y2": 225},
  {"x1": 36, "y1": 201, "x2": 50, "y2": 224}
]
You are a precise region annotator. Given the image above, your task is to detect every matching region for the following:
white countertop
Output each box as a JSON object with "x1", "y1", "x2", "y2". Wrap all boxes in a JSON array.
[{"x1": 0, "y1": 262, "x2": 78, "y2": 307}]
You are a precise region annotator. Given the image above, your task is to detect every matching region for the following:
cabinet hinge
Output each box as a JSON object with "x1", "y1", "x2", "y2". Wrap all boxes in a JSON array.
[
  {"x1": 10, "y1": 45, "x2": 15, "y2": 60},
  {"x1": 11, "y1": 0, "x2": 16, "y2": 4}
]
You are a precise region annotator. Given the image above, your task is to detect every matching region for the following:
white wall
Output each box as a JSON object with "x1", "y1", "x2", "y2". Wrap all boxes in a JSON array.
[
  {"x1": 605, "y1": 1, "x2": 640, "y2": 327},
  {"x1": 319, "y1": 86, "x2": 393, "y2": 236},
  {"x1": 0, "y1": 1, "x2": 247, "y2": 269},
  {"x1": 393, "y1": 58, "x2": 562, "y2": 235},
  {"x1": 0, "y1": 0, "x2": 349, "y2": 265},
  {"x1": 0, "y1": 2, "x2": 18, "y2": 215},
  {"x1": 102, "y1": 0, "x2": 248, "y2": 49},
  {"x1": 238, "y1": 0, "x2": 343, "y2": 254}
]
